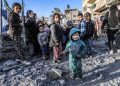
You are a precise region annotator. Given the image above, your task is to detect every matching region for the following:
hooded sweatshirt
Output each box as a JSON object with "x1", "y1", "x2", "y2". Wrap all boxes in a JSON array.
[
  {"x1": 37, "y1": 31, "x2": 48, "y2": 46},
  {"x1": 64, "y1": 28, "x2": 87, "y2": 62}
]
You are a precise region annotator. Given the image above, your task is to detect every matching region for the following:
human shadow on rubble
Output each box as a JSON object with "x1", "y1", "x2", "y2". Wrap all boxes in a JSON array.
[{"x1": 81, "y1": 59, "x2": 120, "y2": 86}]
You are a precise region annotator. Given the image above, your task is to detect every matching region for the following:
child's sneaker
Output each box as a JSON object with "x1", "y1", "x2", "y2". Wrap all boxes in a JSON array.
[
  {"x1": 42, "y1": 55, "x2": 46, "y2": 60},
  {"x1": 71, "y1": 74, "x2": 77, "y2": 79},
  {"x1": 88, "y1": 53, "x2": 93, "y2": 57},
  {"x1": 78, "y1": 75, "x2": 84, "y2": 82},
  {"x1": 109, "y1": 50, "x2": 114, "y2": 54},
  {"x1": 53, "y1": 60, "x2": 58, "y2": 63}
]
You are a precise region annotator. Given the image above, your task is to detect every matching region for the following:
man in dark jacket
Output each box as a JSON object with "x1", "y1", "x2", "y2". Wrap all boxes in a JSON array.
[{"x1": 25, "y1": 10, "x2": 39, "y2": 56}]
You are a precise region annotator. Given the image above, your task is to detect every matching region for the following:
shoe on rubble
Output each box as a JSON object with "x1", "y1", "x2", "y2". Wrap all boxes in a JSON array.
[{"x1": 109, "y1": 50, "x2": 114, "y2": 54}]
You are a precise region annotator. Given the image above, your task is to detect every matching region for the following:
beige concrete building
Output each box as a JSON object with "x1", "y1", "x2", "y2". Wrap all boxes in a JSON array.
[
  {"x1": 64, "y1": 9, "x2": 79, "y2": 24},
  {"x1": 82, "y1": 0, "x2": 120, "y2": 16},
  {"x1": 82, "y1": 0, "x2": 97, "y2": 20},
  {"x1": 82, "y1": 0, "x2": 96, "y2": 14},
  {"x1": 94, "y1": 0, "x2": 120, "y2": 16}
]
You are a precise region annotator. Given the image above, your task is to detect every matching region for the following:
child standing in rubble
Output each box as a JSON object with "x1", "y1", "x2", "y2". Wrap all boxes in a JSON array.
[
  {"x1": 37, "y1": 24, "x2": 49, "y2": 60},
  {"x1": 61, "y1": 28, "x2": 87, "y2": 80},
  {"x1": 8, "y1": 2, "x2": 30, "y2": 65}
]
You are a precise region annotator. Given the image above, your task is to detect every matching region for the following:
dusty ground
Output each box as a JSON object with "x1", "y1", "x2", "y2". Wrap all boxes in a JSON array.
[{"x1": 0, "y1": 37, "x2": 120, "y2": 86}]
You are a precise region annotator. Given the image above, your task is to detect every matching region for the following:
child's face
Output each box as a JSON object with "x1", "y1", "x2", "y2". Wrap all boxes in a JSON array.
[
  {"x1": 39, "y1": 27, "x2": 44, "y2": 32},
  {"x1": 29, "y1": 12, "x2": 34, "y2": 18},
  {"x1": 77, "y1": 16, "x2": 83, "y2": 21},
  {"x1": 64, "y1": 24, "x2": 67, "y2": 30},
  {"x1": 72, "y1": 32, "x2": 80, "y2": 41},
  {"x1": 54, "y1": 15, "x2": 60, "y2": 22},
  {"x1": 13, "y1": 6, "x2": 21, "y2": 14},
  {"x1": 38, "y1": 21, "x2": 43, "y2": 27},
  {"x1": 84, "y1": 15, "x2": 90, "y2": 21}
]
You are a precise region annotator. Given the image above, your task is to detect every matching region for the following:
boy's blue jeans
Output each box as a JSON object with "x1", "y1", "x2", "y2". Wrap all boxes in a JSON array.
[{"x1": 84, "y1": 38, "x2": 93, "y2": 55}]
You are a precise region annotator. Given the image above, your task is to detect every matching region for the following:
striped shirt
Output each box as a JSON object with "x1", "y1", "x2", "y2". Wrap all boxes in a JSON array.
[{"x1": 77, "y1": 20, "x2": 86, "y2": 36}]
